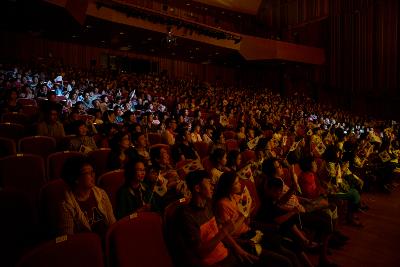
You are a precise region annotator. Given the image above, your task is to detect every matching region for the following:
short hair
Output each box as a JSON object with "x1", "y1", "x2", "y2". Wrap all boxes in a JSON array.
[
  {"x1": 131, "y1": 131, "x2": 145, "y2": 143},
  {"x1": 262, "y1": 157, "x2": 279, "y2": 178},
  {"x1": 214, "y1": 171, "x2": 237, "y2": 201},
  {"x1": 186, "y1": 170, "x2": 210, "y2": 193},
  {"x1": 210, "y1": 148, "x2": 226, "y2": 166},
  {"x1": 61, "y1": 156, "x2": 92, "y2": 189}
]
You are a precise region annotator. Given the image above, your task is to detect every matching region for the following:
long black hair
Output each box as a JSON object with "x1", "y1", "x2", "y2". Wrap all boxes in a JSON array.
[{"x1": 213, "y1": 171, "x2": 237, "y2": 202}]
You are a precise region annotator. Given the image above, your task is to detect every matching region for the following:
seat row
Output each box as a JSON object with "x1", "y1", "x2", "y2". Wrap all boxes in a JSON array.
[{"x1": 15, "y1": 211, "x2": 176, "y2": 267}]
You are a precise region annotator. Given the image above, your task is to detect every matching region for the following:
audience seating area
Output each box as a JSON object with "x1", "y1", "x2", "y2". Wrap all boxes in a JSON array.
[{"x1": 1, "y1": 62, "x2": 399, "y2": 267}]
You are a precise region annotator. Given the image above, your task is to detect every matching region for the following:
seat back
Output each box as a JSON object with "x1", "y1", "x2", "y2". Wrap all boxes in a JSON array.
[
  {"x1": 17, "y1": 233, "x2": 104, "y2": 267},
  {"x1": 97, "y1": 169, "x2": 125, "y2": 211},
  {"x1": 193, "y1": 141, "x2": 209, "y2": 159},
  {"x1": 88, "y1": 148, "x2": 112, "y2": 178},
  {"x1": 0, "y1": 154, "x2": 46, "y2": 210},
  {"x1": 0, "y1": 122, "x2": 25, "y2": 141},
  {"x1": 226, "y1": 139, "x2": 239, "y2": 152},
  {"x1": 1, "y1": 112, "x2": 29, "y2": 125},
  {"x1": 20, "y1": 105, "x2": 40, "y2": 122},
  {"x1": 223, "y1": 130, "x2": 236, "y2": 140},
  {"x1": 39, "y1": 179, "x2": 68, "y2": 239},
  {"x1": 17, "y1": 98, "x2": 37, "y2": 107},
  {"x1": 47, "y1": 151, "x2": 84, "y2": 180},
  {"x1": 56, "y1": 135, "x2": 76, "y2": 151},
  {"x1": 18, "y1": 136, "x2": 56, "y2": 159},
  {"x1": 106, "y1": 212, "x2": 173, "y2": 267},
  {"x1": 0, "y1": 137, "x2": 16, "y2": 158},
  {"x1": 241, "y1": 150, "x2": 256, "y2": 166},
  {"x1": 147, "y1": 133, "x2": 162, "y2": 146},
  {"x1": 163, "y1": 198, "x2": 203, "y2": 267},
  {"x1": 0, "y1": 188, "x2": 37, "y2": 267}
]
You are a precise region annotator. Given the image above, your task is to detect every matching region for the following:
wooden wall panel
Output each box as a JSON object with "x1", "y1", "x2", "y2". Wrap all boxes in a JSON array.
[{"x1": 329, "y1": 0, "x2": 400, "y2": 118}]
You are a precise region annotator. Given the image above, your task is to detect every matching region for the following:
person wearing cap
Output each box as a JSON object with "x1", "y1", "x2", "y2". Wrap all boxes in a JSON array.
[{"x1": 178, "y1": 170, "x2": 258, "y2": 267}]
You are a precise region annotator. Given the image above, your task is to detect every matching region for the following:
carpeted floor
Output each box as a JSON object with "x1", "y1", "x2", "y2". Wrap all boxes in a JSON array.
[{"x1": 328, "y1": 189, "x2": 400, "y2": 267}]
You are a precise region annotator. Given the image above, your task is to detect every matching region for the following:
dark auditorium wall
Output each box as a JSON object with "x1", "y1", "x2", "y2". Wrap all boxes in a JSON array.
[
  {"x1": 0, "y1": 31, "x2": 236, "y2": 85},
  {"x1": 329, "y1": 0, "x2": 400, "y2": 119}
]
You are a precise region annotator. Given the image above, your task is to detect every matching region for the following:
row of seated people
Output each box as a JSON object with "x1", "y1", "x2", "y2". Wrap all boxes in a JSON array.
[
  {"x1": 3, "y1": 131, "x2": 391, "y2": 267},
  {"x1": 1, "y1": 63, "x2": 399, "y2": 267}
]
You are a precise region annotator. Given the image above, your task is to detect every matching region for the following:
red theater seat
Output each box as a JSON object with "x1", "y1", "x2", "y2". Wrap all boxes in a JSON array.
[
  {"x1": 17, "y1": 233, "x2": 104, "y2": 267},
  {"x1": 106, "y1": 212, "x2": 173, "y2": 267}
]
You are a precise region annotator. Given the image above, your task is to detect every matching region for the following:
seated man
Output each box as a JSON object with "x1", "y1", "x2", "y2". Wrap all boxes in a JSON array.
[
  {"x1": 37, "y1": 107, "x2": 66, "y2": 140},
  {"x1": 178, "y1": 170, "x2": 258, "y2": 267}
]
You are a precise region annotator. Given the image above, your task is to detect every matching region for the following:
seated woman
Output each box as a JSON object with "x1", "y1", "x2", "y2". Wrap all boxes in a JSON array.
[
  {"x1": 59, "y1": 157, "x2": 115, "y2": 237},
  {"x1": 321, "y1": 145, "x2": 362, "y2": 227},
  {"x1": 107, "y1": 131, "x2": 139, "y2": 171},
  {"x1": 209, "y1": 148, "x2": 230, "y2": 186},
  {"x1": 150, "y1": 146, "x2": 186, "y2": 206},
  {"x1": 131, "y1": 132, "x2": 151, "y2": 166},
  {"x1": 214, "y1": 171, "x2": 301, "y2": 267},
  {"x1": 115, "y1": 159, "x2": 152, "y2": 219},
  {"x1": 190, "y1": 123, "x2": 203, "y2": 143},
  {"x1": 208, "y1": 130, "x2": 227, "y2": 155},
  {"x1": 69, "y1": 120, "x2": 98, "y2": 153},
  {"x1": 256, "y1": 178, "x2": 316, "y2": 267},
  {"x1": 299, "y1": 156, "x2": 349, "y2": 254},
  {"x1": 1, "y1": 88, "x2": 21, "y2": 113},
  {"x1": 226, "y1": 150, "x2": 242, "y2": 172},
  {"x1": 202, "y1": 126, "x2": 214, "y2": 144},
  {"x1": 171, "y1": 128, "x2": 199, "y2": 164},
  {"x1": 261, "y1": 158, "x2": 339, "y2": 267}
]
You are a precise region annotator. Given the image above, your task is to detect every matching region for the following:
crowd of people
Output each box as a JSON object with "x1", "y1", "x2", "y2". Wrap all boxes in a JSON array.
[{"x1": 1, "y1": 62, "x2": 400, "y2": 267}]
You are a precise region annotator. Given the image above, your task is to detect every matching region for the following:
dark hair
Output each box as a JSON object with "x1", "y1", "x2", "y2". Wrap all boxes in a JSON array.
[
  {"x1": 61, "y1": 156, "x2": 92, "y2": 189},
  {"x1": 226, "y1": 150, "x2": 240, "y2": 169},
  {"x1": 175, "y1": 128, "x2": 188, "y2": 143},
  {"x1": 73, "y1": 120, "x2": 86, "y2": 135},
  {"x1": 109, "y1": 131, "x2": 129, "y2": 152},
  {"x1": 124, "y1": 158, "x2": 146, "y2": 183},
  {"x1": 323, "y1": 145, "x2": 339, "y2": 162},
  {"x1": 150, "y1": 146, "x2": 163, "y2": 163},
  {"x1": 102, "y1": 110, "x2": 114, "y2": 123},
  {"x1": 131, "y1": 131, "x2": 145, "y2": 144},
  {"x1": 186, "y1": 170, "x2": 210, "y2": 193},
  {"x1": 262, "y1": 157, "x2": 279, "y2": 178},
  {"x1": 212, "y1": 130, "x2": 223, "y2": 143},
  {"x1": 266, "y1": 177, "x2": 284, "y2": 190},
  {"x1": 213, "y1": 171, "x2": 237, "y2": 201},
  {"x1": 299, "y1": 156, "x2": 315, "y2": 173},
  {"x1": 210, "y1": 148, "x2": 226, "y2": 166}
]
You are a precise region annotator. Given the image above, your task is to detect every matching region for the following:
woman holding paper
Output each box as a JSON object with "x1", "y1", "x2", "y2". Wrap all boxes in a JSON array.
[{"x1": 214, "y1": 171, "x2": 301, "y2": 267}]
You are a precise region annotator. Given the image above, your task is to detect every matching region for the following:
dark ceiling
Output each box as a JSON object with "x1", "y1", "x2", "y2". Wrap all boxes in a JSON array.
[{"x1": 0, "y1": 0, "x2": 245, "y2": 67}]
